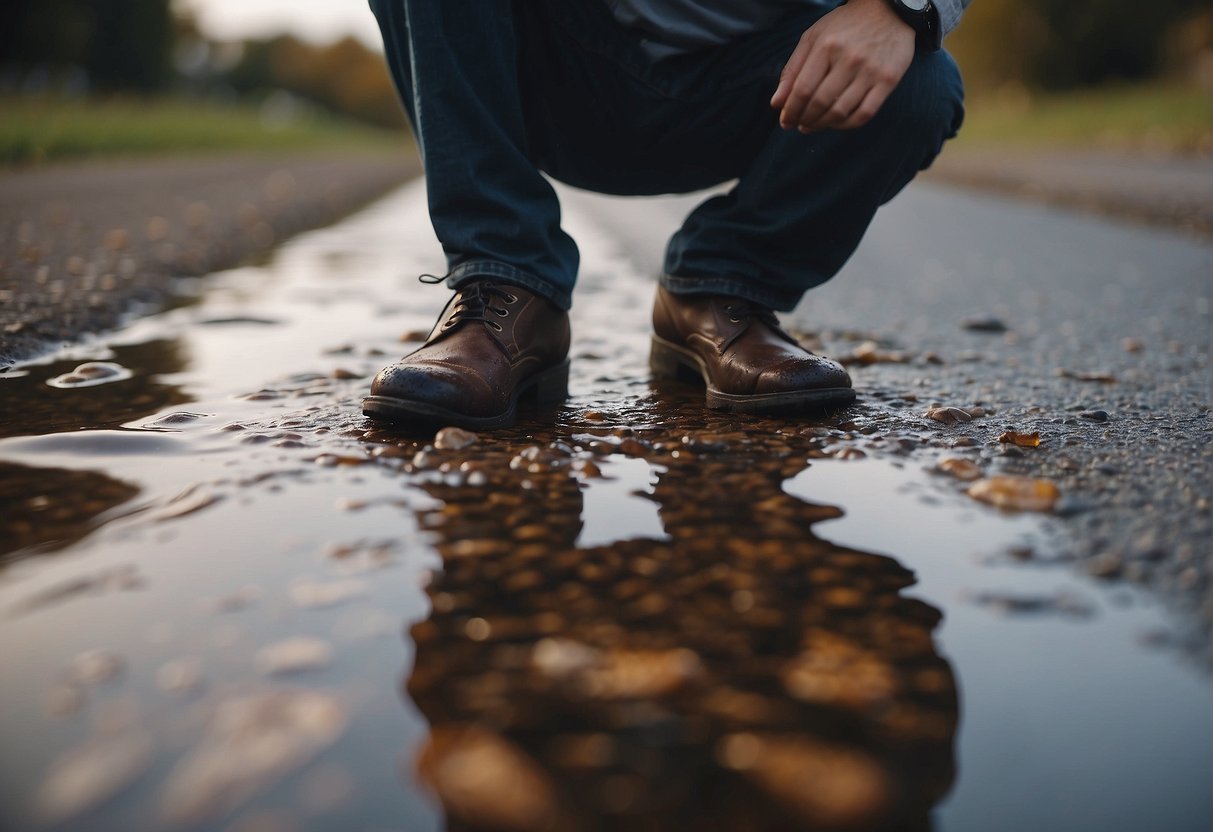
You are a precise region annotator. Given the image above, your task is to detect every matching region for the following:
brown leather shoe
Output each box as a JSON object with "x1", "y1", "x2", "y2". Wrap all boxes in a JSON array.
[
  {"x1": 650, "y1": 286, "x2": 854, "y2": 412},
  {"x1": 363, "y1": 282, "x2": 570, "y2": 429}
]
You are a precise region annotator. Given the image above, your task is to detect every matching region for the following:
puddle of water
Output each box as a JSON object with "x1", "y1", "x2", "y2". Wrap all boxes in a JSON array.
[
  {"x1": 0, "y1": 181, "x2": 1208, "y2": 832},
  {"x1": 789, "y1": 458, "x2": 1212, "y2": 832},
  {"x1": 576, "y1": 457, "x2": 668, "y2": 549}
]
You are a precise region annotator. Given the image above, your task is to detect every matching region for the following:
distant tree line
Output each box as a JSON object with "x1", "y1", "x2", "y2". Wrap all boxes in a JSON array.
[
  {"x1": 1, "y1": 0, "x2": 405, "y2": 129},
  {"x1": 1, "y1": 0, "x2": 1208, "y2": 117},
  {"x1": 950, "y1": 0, "x2": 1210, "y2": 92},
  {"x1": 2, "y1": 0, "x2": 174, "y2": 93}
]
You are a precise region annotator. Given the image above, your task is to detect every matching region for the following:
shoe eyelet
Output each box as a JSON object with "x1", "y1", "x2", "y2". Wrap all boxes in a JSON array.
[
  {"x1": 494, "y1": 307, "x2": 509, "y2": 317},
  {"x1": 503, "y1": 293, "x2": 518, "y2": 304},
  {"x1": 489, "y1": 321, "x2": 503, "y2": 332},
  {"x1": 728, "y1": 316, "x2": 741, "y2": 323}
]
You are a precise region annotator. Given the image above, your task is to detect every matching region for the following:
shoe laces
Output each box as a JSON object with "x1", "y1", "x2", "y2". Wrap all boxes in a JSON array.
[
  {"x1": 420, "y1": 275, "x2": 518, "y2": 333},
  {"x1": 721, "y1": 299, "x2": 779, "y2": 328}
]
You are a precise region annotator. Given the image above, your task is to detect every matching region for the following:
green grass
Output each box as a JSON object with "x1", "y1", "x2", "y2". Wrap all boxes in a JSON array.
[
  {"x1": 0, "y1": 95, "x2": 407, "y2": 167},
  {"x1": 954, "y1": 83, "x2": 1212, "y2": 154}
]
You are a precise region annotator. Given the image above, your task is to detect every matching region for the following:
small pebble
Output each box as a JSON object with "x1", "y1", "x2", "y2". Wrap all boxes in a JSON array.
[{"x1": 434, "y1": 427, "x2": 478, "y2": 451}]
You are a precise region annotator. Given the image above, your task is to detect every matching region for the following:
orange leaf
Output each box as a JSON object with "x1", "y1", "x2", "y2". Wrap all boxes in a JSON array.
[{"x1": 998, "y1": 431, "x2": 1041, "y2": 448}]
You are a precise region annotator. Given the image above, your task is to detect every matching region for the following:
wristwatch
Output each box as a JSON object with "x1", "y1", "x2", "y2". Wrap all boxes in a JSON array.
[{"x1": 888, "y1": 0, "x2": 942, "y2": 53}]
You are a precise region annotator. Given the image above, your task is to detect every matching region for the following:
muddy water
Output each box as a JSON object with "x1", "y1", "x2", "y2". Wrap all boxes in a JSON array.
[{"x1": 0, "y1": 181, "x2": 1209, "y2": 832}]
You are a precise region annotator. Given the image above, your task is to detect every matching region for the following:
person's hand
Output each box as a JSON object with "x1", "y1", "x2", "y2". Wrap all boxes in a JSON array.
[{"x1": 770, "y1": 0, "x2": 916, "y2": 133}]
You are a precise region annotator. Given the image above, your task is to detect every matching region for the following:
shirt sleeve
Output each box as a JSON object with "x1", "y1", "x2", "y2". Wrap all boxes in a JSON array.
[{"x1": 934, "y1": 0, "x2": 971, "y2": 38}]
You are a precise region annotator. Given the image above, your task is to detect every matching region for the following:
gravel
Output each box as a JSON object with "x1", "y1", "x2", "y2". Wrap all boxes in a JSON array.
[{"x1": 0, "y1": 151, "x2": 419, "y2": 367}]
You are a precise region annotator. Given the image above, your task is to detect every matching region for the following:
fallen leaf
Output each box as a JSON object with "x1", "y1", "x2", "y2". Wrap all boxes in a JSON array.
[
  {"x1": 967, "y1": 476, "x2": 1060, "y2": 512},
  {"x1": 841, "y1": 341, "x2": 911, "y2": 365},
  {"x1": 998, "y1": 430, "x2": 1042, "y2": 448}
]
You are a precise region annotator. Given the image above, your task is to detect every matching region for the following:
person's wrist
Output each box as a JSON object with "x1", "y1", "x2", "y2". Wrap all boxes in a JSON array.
[{"x1": 846, "y1": 0, "x2": 918, "y2": 41}]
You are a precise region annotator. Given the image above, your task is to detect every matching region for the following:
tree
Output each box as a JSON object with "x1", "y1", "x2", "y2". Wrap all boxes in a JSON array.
[{"x1": 1, "y1": 0, "x2": 173, "y2": 92}]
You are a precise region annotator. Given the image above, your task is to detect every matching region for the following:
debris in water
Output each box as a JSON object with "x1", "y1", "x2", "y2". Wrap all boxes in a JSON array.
[
  {"x1": 997, "y1": 430, "x2": 1042, "y2": 448},
  {"x1": 967, "y1": 476, "x2": 1060, "y2": 512},
  {"x1": 256, "y1": 638, "x2": 334, "y2": 676},
  {"x1": 159, "y1": 689, "x2": 347, "y2": 824},
  {"x1": 46, "y1": 362, "x2": 133, "y2": 389}
]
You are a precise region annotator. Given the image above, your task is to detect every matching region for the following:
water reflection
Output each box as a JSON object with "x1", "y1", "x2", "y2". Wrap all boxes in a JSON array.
[
  {"x1": 0, "y1": 462, "x2": 140, "y2": 562},
  {"x1": 0, "y1": 339, "x2": 189, "y2": 439},
  {"x1": 403, "y1": 410, "x2": 957, "y2": 831}
]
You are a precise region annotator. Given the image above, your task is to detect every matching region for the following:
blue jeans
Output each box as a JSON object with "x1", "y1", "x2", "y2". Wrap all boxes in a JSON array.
[{"x1": 369, "y1": 0, "x2": 964, "y2": 312}]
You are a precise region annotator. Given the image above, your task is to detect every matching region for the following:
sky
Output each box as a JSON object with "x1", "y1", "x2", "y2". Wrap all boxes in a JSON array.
[{"x1": 176, "y1": 0, "x2": 384, "y2": 49}]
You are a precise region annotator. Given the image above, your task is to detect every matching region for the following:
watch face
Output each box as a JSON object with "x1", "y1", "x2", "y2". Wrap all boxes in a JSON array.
[{"x1": 902, "y1": 0, "x2": 930, "y2": 11}]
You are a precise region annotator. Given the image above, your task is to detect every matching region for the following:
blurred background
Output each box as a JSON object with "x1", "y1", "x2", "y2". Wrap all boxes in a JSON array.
[{"x1": 0, "y1": 0, "x2": 1210, "y2": 166}]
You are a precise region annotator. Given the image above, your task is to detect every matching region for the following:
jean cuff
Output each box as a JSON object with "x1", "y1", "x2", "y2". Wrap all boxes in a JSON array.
[
  {"x1": 659, "y1": 272, "x2": 805, "y2": 313},
  {"x1": 448, "y1": 260, "x2": 573, "y2": 311}
]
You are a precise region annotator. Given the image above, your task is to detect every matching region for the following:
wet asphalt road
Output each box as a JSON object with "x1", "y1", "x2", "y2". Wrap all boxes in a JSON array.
[
  {"x1": 570, "y1": 181, "x2": 1213, "y2": 654},
  {"x1": 0, "y1": 152, "x2": 418, "y2": 366},
  {"x1": 0, "y1": 175, "x2": 1209, "y2": 832}
]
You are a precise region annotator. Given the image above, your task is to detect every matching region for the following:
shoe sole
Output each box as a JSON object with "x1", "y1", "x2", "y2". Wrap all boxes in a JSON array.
[
  {"x1": 650, "y1": 336, "x2": 855, "y2": 413},
  {"x1": 362, "y1": 360, "x2": 570, "y2": 430}
]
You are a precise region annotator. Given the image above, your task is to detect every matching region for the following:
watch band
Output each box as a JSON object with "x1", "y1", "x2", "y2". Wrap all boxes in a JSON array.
[{"x1": 889, "y1": 0, "x2": 942, "y2": 53}]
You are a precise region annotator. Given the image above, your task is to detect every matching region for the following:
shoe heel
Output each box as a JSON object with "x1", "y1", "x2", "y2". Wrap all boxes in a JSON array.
[
  {"x1": 531, "y1": 360, "x2": 570, "y2": 403},
  {"x1": 650, "y1": 338, "x2": 692, "y2": 381}
]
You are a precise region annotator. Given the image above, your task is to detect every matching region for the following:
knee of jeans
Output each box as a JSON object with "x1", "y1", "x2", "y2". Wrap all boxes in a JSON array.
[{"x1": 880, "y1": 49, "x2": 966, "y2": 150}]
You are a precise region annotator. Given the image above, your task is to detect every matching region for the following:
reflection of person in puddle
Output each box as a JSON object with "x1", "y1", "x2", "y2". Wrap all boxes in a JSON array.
[
  {"x1": 363, "y1": 0, "x2": 967, "y2": 430},
  {"x1": 406, "y1": 444, "x2": 958, "y2": 829}
]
